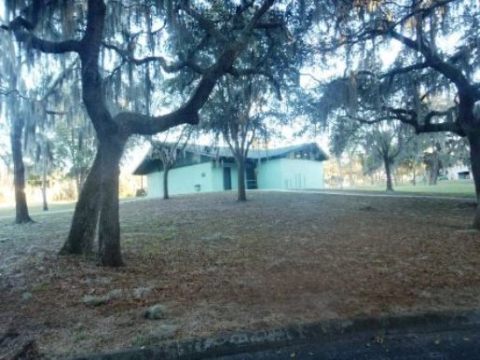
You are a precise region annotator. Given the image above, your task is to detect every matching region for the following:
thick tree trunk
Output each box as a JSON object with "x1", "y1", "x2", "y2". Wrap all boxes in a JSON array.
[
  {"x1": 428, "y1": 152, "x2": 440, "y2": 185},
  {"x1": 412, "y1": 165, "x2": 416, "y2": 186},
  {"x1": 74, "y1": 170, "x2": 88, "y2": 200},
  {"x1": 41, "y1": 183, "x2": 48, "y2": 211},
  {"x1": 10, "y1": 117, "x2": 33, "y2": 224},
  {"x1": 41, "y1": 152, "x2": 48, "y2": 211},
  {"x1": 468, "y1": 133, "x2": 480, "y2": 230},
  {"x1": 60, "y1": 150, "x2": 101, "y2": 255},
  {"x1": 163, "y1": 167, "x2": 170, "y2": 200},
  {"x1": 97, "y1": 137, "x2": 126, "y2": 267},
  {"x1": 384, "y1": 157, "x2": 394, "y2": 192},
  {"x1": 236, "y1": 155, "x2": 247, "y2": 201}
]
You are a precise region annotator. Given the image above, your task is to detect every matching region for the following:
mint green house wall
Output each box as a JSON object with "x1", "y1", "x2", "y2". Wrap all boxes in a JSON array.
[
  {"x1": 256, "y1": 160, "x2": 283, "y2": 189},
  {"x1": 147, "y1": 162, "x2": 214, "y2": 198},
  {"x1": 146, "y1": 162, "x2": 241, "y2": 198},
  {"x1": 146, "y1": 157, "x2": 323, "y2": 197},
  {"x1": 210, "y1": 164, "x2": 239, "y2": 191},
  {"x1": 257, "y1": 158, "x2": 324, "y2": 190}
]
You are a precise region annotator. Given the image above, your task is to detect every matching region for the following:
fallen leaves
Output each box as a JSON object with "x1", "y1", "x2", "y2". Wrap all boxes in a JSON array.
[{"x1": 0, "y1": 192, "x2": 479, "y2": 359}]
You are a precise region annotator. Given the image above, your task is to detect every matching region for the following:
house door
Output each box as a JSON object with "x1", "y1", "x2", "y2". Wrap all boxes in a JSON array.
[
  {"x1": 246, "y1": 165, "x2": 257, "y2": 189},
  {"x1": 223, "y1": 167, "x2": 232, "y2": 190}
]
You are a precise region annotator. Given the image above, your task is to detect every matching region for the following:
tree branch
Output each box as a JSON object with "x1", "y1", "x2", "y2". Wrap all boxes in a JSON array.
[
  {"x1": 384, "y1": 106, "x2": 463, "y2": 135},
  {"x1": 114, "y1": 0, "x2": 276, "y2": 137},
  {"x1": 389, "y1": 30, "x2": 473, "y2": 97},
  {"x1": 102, "y1": 42, "x2": 206, "y2": 74},
  {"x1": 79, "y1": 0, "x2": 117, "y2": 137},
  {"x1": 4, "y1": 16, "x2": 81, "y2": 54},
  {"x1": 228, "y1": 67, "x2": 281, "y2": 99},
  {"x1": 379, "y1": 62, "x2": 429, "y2": 80},
  {"x1": 180, "y1": 3, "x2": 228, "y2": 43}
]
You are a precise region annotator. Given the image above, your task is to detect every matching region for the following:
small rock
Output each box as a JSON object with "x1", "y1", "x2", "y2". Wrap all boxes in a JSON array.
[
  {"x1": 82, "y1": 289, "x2": 125, "y2": 306},
  {"x1": 150, "y1": 324, "x2": 178, "y2": 339},
  {"x1": 21, "y1": 292, "x2": 32, "y2": 301},
  {"x1": 133, "y1": 287, "x2": 152, "y2": 299},
  {"x1": 82, "y1": 295, "x2": 108, "y2": 307},
  {"x1": 83, "y1": 276, "x2": 112, "y2": 286},
  {"x1": 107, "y1": 289, "x2": 124, "y2": 300},
  {"x1": 133, "y1": 324, "x2": 178, "y2": 346},
  {"x1": 97, "y1": 277, "x2": 113, "y2": 285},
  {"x1": 144, "y1": 304, "x2": 167, "y2": 320},
  {"x1": 419, "y1": 290, "x2": 432, "y2": 298}
]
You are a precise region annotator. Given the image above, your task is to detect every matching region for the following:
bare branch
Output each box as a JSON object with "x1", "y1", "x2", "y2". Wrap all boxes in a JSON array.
[
  {"x1": 228, "y1": 67, "x2": 281, "y2": 99},
  {"x1": 379, "y1": 62, "x2": 429, "y2": 79},
  {"x1": 102, "y1": 42, "x2": 206, "y2": 74},
  {"x1": 102, "y1": 0, "x2": 276, "y2": 137},
  {"x1": 180, "y1": 3, "x2": 228, "y2": 43},
  {"x1": 389, "y1": 30, "x2": 473, "y2": 96},
  {"x1": 4, "y1": 15, "x2": 81, "y2": 54}
]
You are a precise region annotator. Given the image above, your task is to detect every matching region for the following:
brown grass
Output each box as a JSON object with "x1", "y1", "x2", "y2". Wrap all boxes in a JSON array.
[{"x1": 1, "y1": 191, "x2": 479, "y2": 358}]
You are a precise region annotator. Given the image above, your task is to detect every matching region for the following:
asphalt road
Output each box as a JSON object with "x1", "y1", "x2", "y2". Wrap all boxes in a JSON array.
[{"x1": 212, "y1": 326, "x2": 480, "y2": 360}]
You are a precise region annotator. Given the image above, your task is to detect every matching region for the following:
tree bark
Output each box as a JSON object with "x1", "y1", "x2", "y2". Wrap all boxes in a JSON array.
[
  {"x1": 428, "y1": 151, "x2": 440, "y2": 185},
  {"x1": 8, "y1": 0, "x2": 276, "y2": 266},
  {"x1": 75, "y1": 169, "x2": 89, "y2": 199},
  {"x1": 97, "y1": 137, "x2": 126, "y2": 267},
  {"x1": 236, "y1": 155, "x2": 247, "y2": 201},
  {"x1": 41, "y1": 182, "x2": 48, "y2": 211},
  {"x1": 384, "y1": 157, "x2": 394, "y2": 192},
  {"x1": 163, "y1": 167, "x2": 170, "y2": 200},
  {"x1": 412, "y1": 165, "x2": 416, "y2": 186},
  {"x1": 60, "y1": 150, "x2": 101, "y2": 255},
  {"x1": 468, "y1": 133, "x2": 480, "y2": 230},
  {"x1": 10, "y1": 117, "x2": 33, "y2": 224},
  {"x1": 41, "y1": 148, "x2": 48, "y2": 211}
]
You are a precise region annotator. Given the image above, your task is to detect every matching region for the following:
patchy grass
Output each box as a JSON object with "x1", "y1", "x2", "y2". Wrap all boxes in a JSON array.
[
  {"x1": 0, "y1": 201, "x2": 76, "y2": 219},
  {"x1": 346, "y1": 180, "x2": 475, "y2": 198},
  {"x1": 0, "y1": 197, "x2": 137, "y2": 219},
  {"x1": 1, "y1": 191, "x2": 480, "y2": 359}
]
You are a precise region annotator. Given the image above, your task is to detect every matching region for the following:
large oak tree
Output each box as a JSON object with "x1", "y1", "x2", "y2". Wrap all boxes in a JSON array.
[
  {"x1": 308, "y1": 0, "x2": 480, "y2": 228},
  {"x1": 3, "y1": 0, "x2": 294, "y2": 265}
]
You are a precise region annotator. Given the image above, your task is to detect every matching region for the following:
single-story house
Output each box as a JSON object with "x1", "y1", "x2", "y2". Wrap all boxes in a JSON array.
[
  {"x1": 442, "y1": 164, "x2": 471, "y2": 180},
  {"x1": 133, "y1": 142, "x2": 328, "y2": 198}
]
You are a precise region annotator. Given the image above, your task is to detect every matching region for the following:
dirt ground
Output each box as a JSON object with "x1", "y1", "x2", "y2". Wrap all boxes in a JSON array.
[{"x1": 1, "y1": 191, "x2": 479, "y2": 359}]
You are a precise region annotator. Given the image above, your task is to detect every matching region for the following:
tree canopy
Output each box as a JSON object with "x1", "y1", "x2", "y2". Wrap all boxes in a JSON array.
[
  {"x1": 301, "y1": 0, "x2": 480, "y2": 226},
  {"x1": 2, "y1": 0, "x2": 480, "y2": 265},
  {"x1": 2, "y1": 0, "x2": 310, "y2": 265}
]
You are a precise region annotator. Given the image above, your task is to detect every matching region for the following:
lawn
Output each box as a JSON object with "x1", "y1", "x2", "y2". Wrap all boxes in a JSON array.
[
  {"x1": 1, "y1": 192, "x2": 480, "y2": 359},
  {"x1": 346, "y1": 180, "x2": 475, "y2": 198},
  {"x1": 0, "y1": 197, "x2": 137, "y2": 219},
  {"x1": 0, "y1": 201, "x2": 76, "y2": 219}
]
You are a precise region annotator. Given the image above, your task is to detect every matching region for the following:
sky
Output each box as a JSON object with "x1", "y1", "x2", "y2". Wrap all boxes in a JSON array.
[{"x1": 0, "y1": 1, "x2": 468, "y2": 178}]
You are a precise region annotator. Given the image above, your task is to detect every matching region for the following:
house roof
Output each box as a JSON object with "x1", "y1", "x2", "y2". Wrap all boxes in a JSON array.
[{"x1": 133, "y1": 142, "x2": 328, "y2": 175}]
